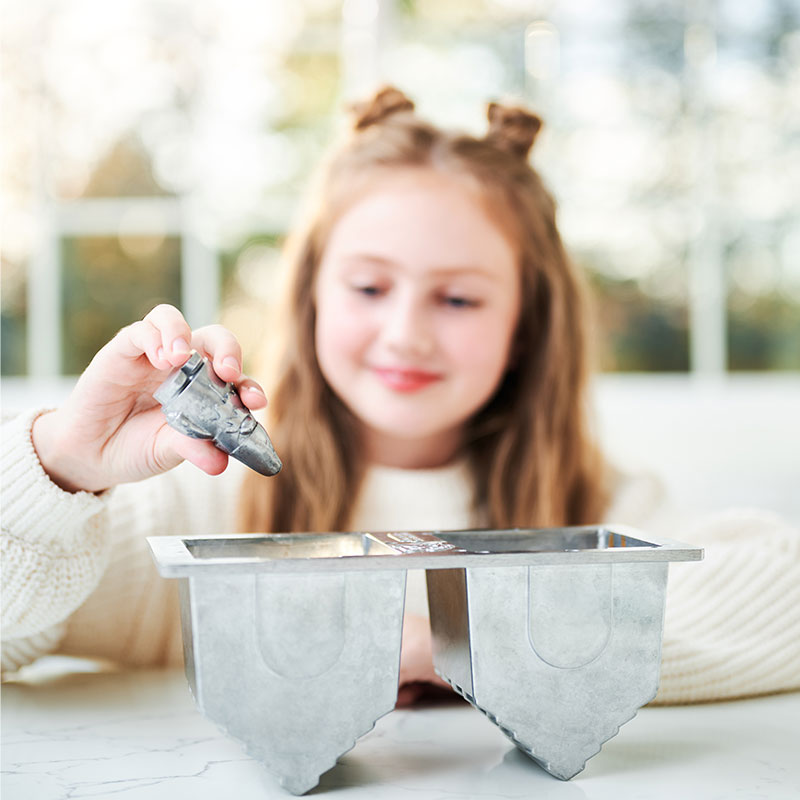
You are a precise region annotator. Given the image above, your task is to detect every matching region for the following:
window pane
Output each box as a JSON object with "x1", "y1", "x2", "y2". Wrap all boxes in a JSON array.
[
  {"x1": 1, "y1": 259, "x2": 27, "y2": 376},
  {"x1": 719, "y1": 1, "x2": 800, "y2": 370},
  {"x1": 393, "y1": 1, "x2": 691, "y2": 372},
  {"x1": 551, "y1": 2, "x2": 690, "y2": 371},
  {"x1": 61, "y1": 236, "x2": 181, "y2": 374},
  {"x1": 218, "y1": 234, "x2": 285, "y2": 375}
]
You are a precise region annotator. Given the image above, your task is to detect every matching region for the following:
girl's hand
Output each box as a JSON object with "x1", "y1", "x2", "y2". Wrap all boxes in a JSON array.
[
  {"x1": 396, "y1": 613, "x2": 452, "y2": 707},
  {"x1": 31, "y1": 304, "x2": 268, "y2": 494}
]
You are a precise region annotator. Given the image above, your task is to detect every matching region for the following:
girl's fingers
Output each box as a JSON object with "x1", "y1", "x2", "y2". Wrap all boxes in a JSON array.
[
  {"x1": 175, "y1": 438, "x2": 229, "y2": 476},
  {"x1": 106, "y1": 305, "x2": 193, "y2": 371},
  {"x1": 116, "y1": 319, "x2": 172, "y2": 370},
  {"x1": 143, "y1": 304, "x2": 194, "y2": 367},
  {"x1": 155, "y1": 426, "x2": 230, "y2": 476},
  {"x1": 104, "y1": 308, "x2": 257, "y2": 401},
  {"x1": 237, "y1": 379, "x2": 268, "y2": 409},
  {"x1": 396, "y1": 683, "x2": 426, "y2": 708},
  {"x1": 191, "y1": 324, "x2": 243, "y2": 382}
]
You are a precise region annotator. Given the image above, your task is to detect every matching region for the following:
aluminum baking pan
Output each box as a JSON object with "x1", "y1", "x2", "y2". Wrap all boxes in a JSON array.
[{"x1": 147, "y1": 526, "x2": 701, "y2": 794}]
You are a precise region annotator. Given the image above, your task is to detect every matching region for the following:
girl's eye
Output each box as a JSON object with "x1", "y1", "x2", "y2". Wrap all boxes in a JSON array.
[
  {"x1": 353, "y1": 285, "x2": 385, "y2": 298},
  {"x1": 441, "y1": 295, "x2": 480, "y2": 309}
]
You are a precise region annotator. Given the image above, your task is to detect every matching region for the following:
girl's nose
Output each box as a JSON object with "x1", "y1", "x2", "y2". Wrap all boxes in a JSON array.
[{"x1": 383, "y1": 294, "x2": 435, "y2": 359}]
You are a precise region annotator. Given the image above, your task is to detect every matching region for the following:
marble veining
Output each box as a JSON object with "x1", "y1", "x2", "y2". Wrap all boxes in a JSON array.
[{"x1": 2, "y1": 658, "x2": 799, "y2": 799}]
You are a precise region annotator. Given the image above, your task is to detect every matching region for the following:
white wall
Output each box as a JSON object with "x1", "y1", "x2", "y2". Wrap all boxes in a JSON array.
[
  {"x1": 3, "y1": 374, "x2": 799, "y2": 526},
  {"x1": 593, "y1": 374, "x2": 800, "y2": 525}
]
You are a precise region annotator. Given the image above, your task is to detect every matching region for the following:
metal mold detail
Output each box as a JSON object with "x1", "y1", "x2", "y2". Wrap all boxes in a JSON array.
[
  {"x1": 179, "y1": 570, "x2": 405, "y2": 795},
  {"x1": 428, "y1": 561, "x2": 669, "y2": 780},
  {"x1": 148, "y1": 525, "x2": 702, "y2": 793},
  {"x1": 154, "y1": 351, "x2": 282, "y2": 477},
  {"x1": 527, "y1": 563, "x2": 614, "y2": 668}
]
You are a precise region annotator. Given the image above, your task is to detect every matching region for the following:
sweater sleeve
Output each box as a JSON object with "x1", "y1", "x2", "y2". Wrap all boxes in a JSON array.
[
  {"x1": 1, "y1": 409, "x2": 111, "y2": 672},
  {"x1": 56, "y1": 457, "x2": 241, "y2": 669},
  {"x1": 652, "y1": 507, "x2": 800, "y2": 704},
  {"x1": 604, "y1": 466, "x2": 800, "y2": 704},
  {"x1": 1, "y1": 408, "x2": 242, "y2": 676}
]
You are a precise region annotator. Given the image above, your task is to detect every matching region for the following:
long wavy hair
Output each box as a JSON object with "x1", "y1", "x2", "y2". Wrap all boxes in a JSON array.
[{"x1": 238, "y1": 86, "x2": 608, "y2": 533}]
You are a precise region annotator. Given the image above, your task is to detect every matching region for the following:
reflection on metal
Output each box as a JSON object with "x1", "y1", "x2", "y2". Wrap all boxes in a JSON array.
[{"x1": 148, "y1": 525, "x2": 701, "y2": 794}]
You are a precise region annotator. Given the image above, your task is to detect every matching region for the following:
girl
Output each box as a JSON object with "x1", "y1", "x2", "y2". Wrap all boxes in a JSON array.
[{"x1": 2, "y1": 87, "x2": 798, "y2": 705}]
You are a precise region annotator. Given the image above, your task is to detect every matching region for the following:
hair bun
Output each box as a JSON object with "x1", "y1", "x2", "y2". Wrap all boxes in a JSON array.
[
  {"x1": 486, "y1": 102, "x2": 543, "y2": 159},
  {"x1": 349, "y1": 86, "x2": 415, "y2": 131}
]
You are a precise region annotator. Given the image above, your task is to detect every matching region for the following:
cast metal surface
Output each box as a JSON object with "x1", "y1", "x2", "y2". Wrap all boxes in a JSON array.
[
  {"x1": 148, "y1": 526, "x2": 702, "y2": 794},
  {"x1": 427, "y1": 558, "x2": 667, "y2": 779},
  {"x1": 153, "y1": 351, "x2": 281, "y2": 476},
  {"x1": 149, "y1": 526, "x2": 700, "y2": 576},
  {"x1": 179, "y1": 570, "x2": 405, "y2": 795}
]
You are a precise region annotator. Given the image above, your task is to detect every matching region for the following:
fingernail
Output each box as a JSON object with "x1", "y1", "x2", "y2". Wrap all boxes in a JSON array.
[
  {"x1": 247, "y1": 385, "x2": 265, "y2": 397},
  {"x1": 157, "y1": 346, "x2": 166, "y2": 362},
  {"x1": 222, "y1": 356, "x2": 240, "y2": 373},
  {"x1": 171, "y1": 337, "x2": 190, "y2": 355}
]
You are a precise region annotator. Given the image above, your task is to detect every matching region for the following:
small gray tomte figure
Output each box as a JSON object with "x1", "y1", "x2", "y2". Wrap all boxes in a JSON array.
[{"x1": 153, "y1": 351, "x2": 282, "y2": 476}]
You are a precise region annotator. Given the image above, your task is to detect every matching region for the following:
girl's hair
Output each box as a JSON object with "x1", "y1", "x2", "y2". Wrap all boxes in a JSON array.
[{"x1": 238, "y1": 86, "x2": 609, "y2": 533}]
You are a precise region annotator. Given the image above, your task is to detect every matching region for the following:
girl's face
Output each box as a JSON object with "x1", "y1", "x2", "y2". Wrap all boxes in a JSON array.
[{"x1": 314, "y1": 169, "x2": 521, "y2": 468}]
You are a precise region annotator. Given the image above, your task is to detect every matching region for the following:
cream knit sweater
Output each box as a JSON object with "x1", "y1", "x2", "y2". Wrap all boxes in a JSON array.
[{"x1": 2, "y1": 408, "x2": 799, "y2": 704}]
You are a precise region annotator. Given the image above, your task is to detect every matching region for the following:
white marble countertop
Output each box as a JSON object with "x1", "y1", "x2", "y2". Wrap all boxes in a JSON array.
[{"x1": 2, "y1": 658, "x2": 799, "y2": 799}]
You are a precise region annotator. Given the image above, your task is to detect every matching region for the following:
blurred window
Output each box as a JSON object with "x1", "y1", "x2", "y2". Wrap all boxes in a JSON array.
[
  {"x1": 61, "y1": 235, "x2": 181, "y2": 374},
  {"x1": 1, "y1": 0, "x2": 797, "y2": 377}
]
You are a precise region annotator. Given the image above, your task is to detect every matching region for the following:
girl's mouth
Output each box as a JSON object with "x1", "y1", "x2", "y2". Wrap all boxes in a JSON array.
[{"x1": 372, "y1": 367, "x2": 442, "y2": 393}]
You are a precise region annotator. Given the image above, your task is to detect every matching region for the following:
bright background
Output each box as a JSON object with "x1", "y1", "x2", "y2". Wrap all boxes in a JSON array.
[{"x1": 2, "y1": 0, "x2": 798, "y2": 523}]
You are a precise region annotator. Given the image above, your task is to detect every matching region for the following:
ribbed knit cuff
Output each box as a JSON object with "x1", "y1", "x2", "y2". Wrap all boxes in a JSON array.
[
  {"x1": 1, "y1": 408, "x2": 108, "y2": 550},
  {"x1": 1, "y1": 623, "x2": 67, "y2": 678},
  {"x1": 652, "y1": 508, "x2": 800, "y2": 705},
  {"x1": 2, "y1": 408, "x2": 113, "y2": 640}
]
